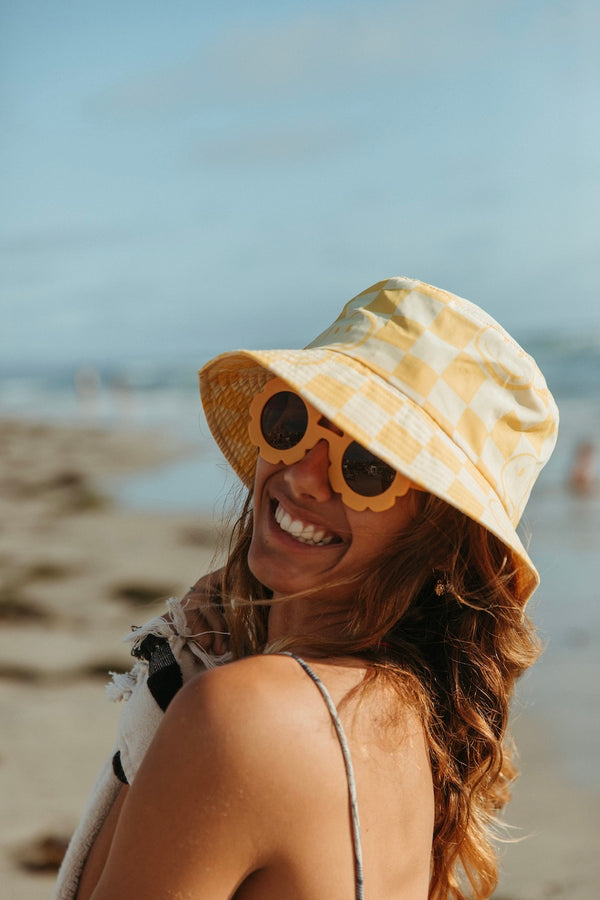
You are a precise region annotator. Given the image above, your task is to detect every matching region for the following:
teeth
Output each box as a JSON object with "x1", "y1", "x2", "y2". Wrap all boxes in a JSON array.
[
  {"x1": 279, "y1": 509, "x2": 292, "y2": 532},
  {"x1": 301, "y1": 523, "x2": 314, "y2": 540},
  {"x1": 274, "y1": 503, "x2": 336, "y2": 546}
]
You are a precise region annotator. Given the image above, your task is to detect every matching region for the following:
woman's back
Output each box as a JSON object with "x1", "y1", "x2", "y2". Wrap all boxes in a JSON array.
[
  {"x1": 88, "y1": 654, "x2": 434, "y2": 899},
  {"x1": 230, "y1": 655, "x2": 435, "y2": 900}
]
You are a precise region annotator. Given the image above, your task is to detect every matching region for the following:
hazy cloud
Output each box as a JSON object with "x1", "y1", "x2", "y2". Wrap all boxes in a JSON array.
[
  {"x1": 0, "y1": 223, "x2": 146, "y2": 256},
  {"x1": 192, "y1": 120, "x2": 364, "y2": 167},
  {"x1": 88, "y1": 1, "x2": 507, "y2": 118}
]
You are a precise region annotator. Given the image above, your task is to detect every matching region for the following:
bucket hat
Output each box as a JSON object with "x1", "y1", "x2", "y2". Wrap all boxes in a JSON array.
[{"x1": 199, "y1": 276, "x2": 559, "y2": 600}]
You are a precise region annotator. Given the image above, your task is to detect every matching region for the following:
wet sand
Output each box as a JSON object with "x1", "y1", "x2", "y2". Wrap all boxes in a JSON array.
[{"x1": 0, "y1": 417, "x2": 598, "y2": 899}]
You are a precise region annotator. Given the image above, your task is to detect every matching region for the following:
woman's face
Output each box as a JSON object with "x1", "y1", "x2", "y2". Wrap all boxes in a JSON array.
[{"x1": 248, "y1": 425, "x2": 420, "y2": 603}]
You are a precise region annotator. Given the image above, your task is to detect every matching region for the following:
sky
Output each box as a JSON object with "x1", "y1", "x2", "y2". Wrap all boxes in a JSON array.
[{"x1": 1, "y1": 0, "x2": 599, "y2": 369}]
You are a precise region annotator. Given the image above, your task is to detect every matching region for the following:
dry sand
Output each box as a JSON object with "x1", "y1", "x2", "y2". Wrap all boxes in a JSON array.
[{"x1": 0, "y1": 418, "x2": 598, "y2": 899}]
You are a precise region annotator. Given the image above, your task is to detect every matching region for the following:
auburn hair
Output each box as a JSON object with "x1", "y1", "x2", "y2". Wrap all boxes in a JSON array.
[{"x1": 218, "y1": 490, "x2": 541, "y2": 900}]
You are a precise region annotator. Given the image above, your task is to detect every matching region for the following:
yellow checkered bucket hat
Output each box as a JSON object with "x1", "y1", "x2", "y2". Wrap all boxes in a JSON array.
[{"x1": 199, "y1": 276, "x2": 559, "y2": 599}]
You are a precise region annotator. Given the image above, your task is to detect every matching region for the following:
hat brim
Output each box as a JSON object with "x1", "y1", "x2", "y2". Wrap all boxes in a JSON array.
[{"x1": 199, "y1": 347, "x2": 539, "y2": 600}]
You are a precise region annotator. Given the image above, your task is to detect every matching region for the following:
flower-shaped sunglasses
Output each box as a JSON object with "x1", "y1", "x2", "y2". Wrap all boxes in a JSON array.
[{"x1": 248, "y1": 377, "x2": 415, "y2": 512}]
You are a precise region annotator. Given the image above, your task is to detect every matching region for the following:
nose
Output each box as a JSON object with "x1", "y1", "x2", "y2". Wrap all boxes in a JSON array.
[{"x1": 283, "y1": 439, "x2": 334, "y2": 504}]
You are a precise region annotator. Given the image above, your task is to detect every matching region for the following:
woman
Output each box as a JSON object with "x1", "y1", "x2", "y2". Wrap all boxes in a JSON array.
[{"x1": 56, "y1": 276, "x2": 558, "y2": 899}]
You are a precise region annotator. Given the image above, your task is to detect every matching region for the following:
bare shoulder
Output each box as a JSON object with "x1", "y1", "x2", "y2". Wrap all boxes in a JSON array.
[
  {"x1": 150, "y1": 655, "x2": 316, "y2": 774},
  {"x1": 169, "y1": 653, "x2": 331, "y2": 755},
  {"x1": 174, "y1": 653, "x2": 430, "y2": 782},
  {"x1": 176, "y1": 652, "x2": 424, "y2": 739},
  {"x1": 173, "y1": 652, "x2": 310, "y2": 717},
  {"x1": 162, "y1": 654, "x2": 383, "y2": 797},
  {"x1": 89, "y1": 656, "x2": 312, "y2": 898}
]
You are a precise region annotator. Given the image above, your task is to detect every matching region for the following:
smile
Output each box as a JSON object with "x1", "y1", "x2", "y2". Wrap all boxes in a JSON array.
[{"x1": 274, "y1": 502, "x2": 341, "y2": 546}]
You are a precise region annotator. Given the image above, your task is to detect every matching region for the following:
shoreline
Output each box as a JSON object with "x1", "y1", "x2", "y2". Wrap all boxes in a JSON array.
[{"x1": 0, "y1": 416, "x2": 598, "y2": 898}]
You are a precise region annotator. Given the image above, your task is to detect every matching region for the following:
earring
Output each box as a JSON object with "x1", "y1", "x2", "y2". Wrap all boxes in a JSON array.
[{"x1": 434, "y1": 571, "x2": 451, "y2": 596}]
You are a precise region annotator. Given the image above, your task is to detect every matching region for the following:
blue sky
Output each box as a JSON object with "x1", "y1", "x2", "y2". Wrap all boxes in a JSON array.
[{"x1": 1, "y1": 0, "x2": 599, "y2": 367}]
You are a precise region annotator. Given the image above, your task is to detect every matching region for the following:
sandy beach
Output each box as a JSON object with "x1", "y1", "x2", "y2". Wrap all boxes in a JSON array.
[
  {"x1": 0, "y1": 417, "x2": 598, "y2": 899},
  {"x1": 0, "y1": 419, "x2": 221, "y2": 899}
]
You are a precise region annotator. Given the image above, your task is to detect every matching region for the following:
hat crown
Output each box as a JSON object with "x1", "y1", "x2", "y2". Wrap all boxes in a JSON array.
[{"x1": 308, "y1": 277, "x2": 558, "y2": 526}]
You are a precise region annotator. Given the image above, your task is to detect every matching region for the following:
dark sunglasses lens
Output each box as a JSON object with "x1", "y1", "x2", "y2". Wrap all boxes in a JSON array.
[
  {"x1": 342, "y1": 443, "x2": 397, "y2": 496},
  {"x1": 261, "y1": 391, "x2": 308, "y2": 450}
]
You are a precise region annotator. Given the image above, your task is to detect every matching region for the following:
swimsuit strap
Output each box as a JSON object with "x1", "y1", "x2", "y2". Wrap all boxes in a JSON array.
[{"x1": 282, "y1": 653, "x2": 365, "y2": 900}]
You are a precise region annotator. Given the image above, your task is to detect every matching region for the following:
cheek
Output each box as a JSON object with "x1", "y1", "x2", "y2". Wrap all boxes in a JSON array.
[
  {"x1": 248, "y1": 457, "x2": 280, "y2": 575},
  {"x1": 253, "y1": 454, "x2": 281, "y2": 493},
  {"x1": 348, "y1": 490, "x2": 421, "y2": 548},
  {"x1": 251, "y1": 457, "x2": 273, "y2": 520}
]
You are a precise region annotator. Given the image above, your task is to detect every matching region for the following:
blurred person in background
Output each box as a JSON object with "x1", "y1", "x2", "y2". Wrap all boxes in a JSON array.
[{"x1": 568, "y1": 440, "x2": 598, "y2": 496}]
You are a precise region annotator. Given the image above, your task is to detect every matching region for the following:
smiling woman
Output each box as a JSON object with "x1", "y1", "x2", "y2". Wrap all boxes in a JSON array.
[{"x1": 54, "y1": 276, "x2": 558, "y2": 900}]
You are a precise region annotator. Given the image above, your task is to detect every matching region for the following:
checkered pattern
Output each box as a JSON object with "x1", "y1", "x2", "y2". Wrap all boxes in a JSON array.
[{"x1": 199, "y1": 277, "x2": 559, "y2": 600}]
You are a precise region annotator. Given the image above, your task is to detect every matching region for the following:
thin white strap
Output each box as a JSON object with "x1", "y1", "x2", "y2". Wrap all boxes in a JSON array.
[{"x1": 283, "y1": 653, "x2": 364, "y2": 900}]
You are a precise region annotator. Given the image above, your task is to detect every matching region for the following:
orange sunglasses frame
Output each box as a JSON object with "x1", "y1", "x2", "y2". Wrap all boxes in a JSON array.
[{"x1": 248, "y1": 377, "x2": 414, "y2": 512}]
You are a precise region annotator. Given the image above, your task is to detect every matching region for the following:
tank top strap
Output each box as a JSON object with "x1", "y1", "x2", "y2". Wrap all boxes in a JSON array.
[{"x1": 281, "y1": 652, "x2": 365, "y2": 900}]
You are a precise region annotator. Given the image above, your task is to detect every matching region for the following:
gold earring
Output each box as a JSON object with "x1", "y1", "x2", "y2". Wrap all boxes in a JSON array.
[{"x1": 434, "y1": 572, "x2": 451, "y2": 596}]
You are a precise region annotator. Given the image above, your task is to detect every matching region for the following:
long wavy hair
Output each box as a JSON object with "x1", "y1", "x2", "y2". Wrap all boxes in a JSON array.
[{"x1": 217, "y1": 489, "x2": 541, "y2": 900}]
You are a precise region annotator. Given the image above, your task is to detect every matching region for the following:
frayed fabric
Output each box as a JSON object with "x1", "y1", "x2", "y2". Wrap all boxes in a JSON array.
[
  {"x1": 104, "y1": 662, "x2": 144, "y2": 703},
  {"x1": 122, "y1": 594, "x2": 231, "y2": 671},
  {"x1": 52, "y1": 597, "x2": 230, "y2": 900}
]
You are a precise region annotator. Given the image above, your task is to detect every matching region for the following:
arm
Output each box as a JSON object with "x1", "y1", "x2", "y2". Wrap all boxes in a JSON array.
[
  {"x1": 88, "y1": 661, "x2": 281, "y2": 899},
  {"x1": 76, "y1": 786, "x2": 128, "y2": 900}
]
